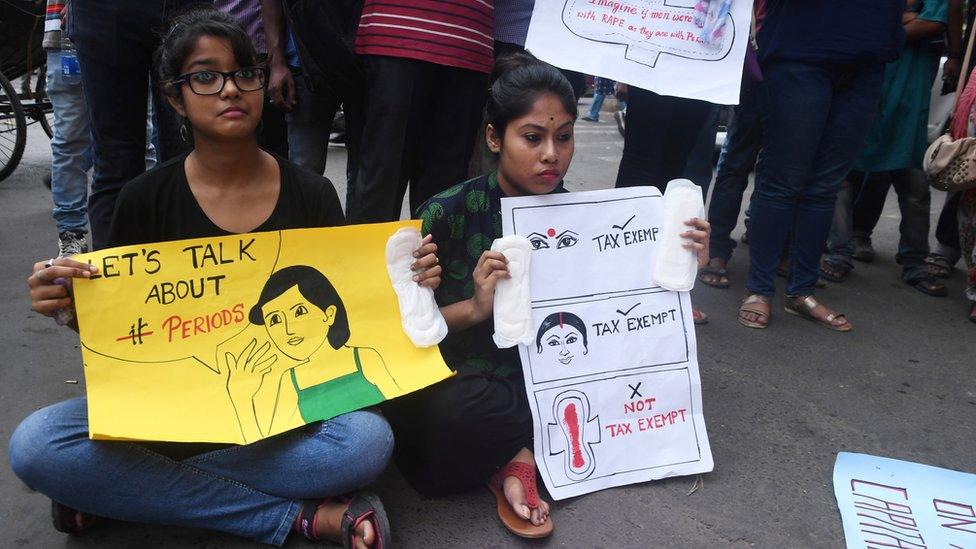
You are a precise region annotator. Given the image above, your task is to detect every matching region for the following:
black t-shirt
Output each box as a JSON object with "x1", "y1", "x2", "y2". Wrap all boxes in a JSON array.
[{"x1": 108, "y1": 153, "x2": 345, "y2": 247}]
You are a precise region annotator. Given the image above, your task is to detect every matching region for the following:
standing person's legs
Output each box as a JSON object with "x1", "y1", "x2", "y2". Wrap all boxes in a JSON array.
[
  {"x1": 585, "y1": 82, "x2": 605, "y2": 121},
  {"x1": 615, "y1": 88, "x2": 711, "y2": 193},
  {"x1": 412, "y1": 66, "x2": 488, "y2": 214},
  {"x1": 46, "y1": 50, "x2": 93, "y2": 256},
  {"x1": 9, "y1": 397, "x2": 393, "y2": 545},
  {"x1": 286, "y1": 73, "x2": 340, "y2": 175},
  {"x1": 890, "y1": 168, "x2": 946, "y2": 295},
  {"x1": 346, "y1": 56, "x2": 418, "y2": 223},
  {"x1": 746, "y1": 61, "x2": 837, "y2": 299},
  {"x1": 823, "y1": 171, "x2": 867, "y2": 280},
  {"x1": 784, "y1": 64, "x2": 883, "y2": 298},
  {"x1": 706, "y1": 85, "x2": 762, "y2": 266},
  {"x1": 683, "y1": 104, "x2": 721, "y2": 197},
  {"x1": 933, "y1": 191, "x2": 962, "y2": 264},
  {"x1": 851, "y1": 171, "x2": 891, "y2": 252},
  {"x1": 71, "y1": 0, "x2": 158, "y2": 250}
]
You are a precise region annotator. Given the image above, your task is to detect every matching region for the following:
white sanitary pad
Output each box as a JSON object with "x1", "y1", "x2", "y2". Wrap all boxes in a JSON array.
[
  {"x1": 653, "y1": 178, "x2": 706, "y2": 292},
  {"x1": 491, "y1": 236, "x2": 534, "y2": 348},
  {"x1": 385, "y1": 227, "x2": 448, "y2": 348}
]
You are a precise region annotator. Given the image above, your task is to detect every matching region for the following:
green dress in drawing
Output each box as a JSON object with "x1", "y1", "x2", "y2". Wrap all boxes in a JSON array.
[
  {"x1": 225, "y1": 265, "x2": 399, "y2": 442},
  {"x1": 289, "y1": 347, "x2": 385, "y2": 422}
]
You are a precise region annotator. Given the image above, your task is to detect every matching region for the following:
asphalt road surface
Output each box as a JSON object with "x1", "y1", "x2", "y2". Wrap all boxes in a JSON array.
[{"x1": 2, "y1": 105, "x2": 974, "y2": 548}]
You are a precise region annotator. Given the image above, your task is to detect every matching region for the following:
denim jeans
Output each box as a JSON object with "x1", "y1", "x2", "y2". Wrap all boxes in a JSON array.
[
  {"x1": 746, "y1": 60, "x2": 883, "y2": 297},
  {"x1": 287, "y1": 72, "x2": 341, "y2": 175},
  {"x1": 707, "y1": 84, "x2": 763, "y2": 263},
  {"x1": 587, "y1": 92, "x2": 606, "y2": 120},
  {"x1": 46, "y1": 50, "x2": 93, "y2": 234},
  {"x1": 70, "y1": 0, "x2": 194, "y2": 250},
  {"x1": 9, "y1": 397, "x2": 393, "y2": 546},
  {"x1": 615, "y1": 87, "x2": 712, "y2": 193},
  {"x1": 830, "y1": 169, "x2": 931, "y2": 278}
]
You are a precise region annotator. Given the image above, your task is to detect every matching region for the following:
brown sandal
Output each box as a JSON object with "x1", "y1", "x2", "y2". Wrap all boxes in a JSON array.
[
  {"x1": 784, "y1": 295, "x2": 852, "y2": 332},
  {"x1": 737, "y1": 294, "x2": 771, "y2": 329},
  {"x1": 488, "y1": 461, "x2": 553, "y2": 539}
]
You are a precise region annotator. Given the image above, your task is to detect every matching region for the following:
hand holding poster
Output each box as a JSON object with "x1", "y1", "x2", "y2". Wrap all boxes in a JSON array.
[
  {"x1": 501, "y1": 187, "x2": 713, "y2": 499},
  {"x1": 526, "y1": 0, "x2": 754, "y2": 104},
  {"x1": 72, "y1": 222, "x2": 452, "y2": 444}
]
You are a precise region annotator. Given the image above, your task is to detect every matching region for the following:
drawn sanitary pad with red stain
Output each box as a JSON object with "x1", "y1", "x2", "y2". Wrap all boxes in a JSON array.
[{"x1": 547, "y1": 390, "x2": 601, "y2": 481}]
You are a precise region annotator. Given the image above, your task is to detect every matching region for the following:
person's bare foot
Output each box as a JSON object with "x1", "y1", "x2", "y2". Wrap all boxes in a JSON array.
[
  {"x1": 738, "y1": 294, "x2": 770, "y2": 329},
  {"x1": 314, "y1": 499, "x2": 375, "y2": 549},
  {"x1": 698, "y1": 258, "x2": 729, "y2": 287},
  {"x1": 502, "y1": 448, "x2": 551, "y2": 527}
]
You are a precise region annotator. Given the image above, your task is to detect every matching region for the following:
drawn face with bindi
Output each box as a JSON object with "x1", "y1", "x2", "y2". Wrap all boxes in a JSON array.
[
  {"x1": 262, "y1": 286, "x2": 335, "y2": 360},
  {"x1": 536, "y1": 311, "x2": 589, "y2": 366}
]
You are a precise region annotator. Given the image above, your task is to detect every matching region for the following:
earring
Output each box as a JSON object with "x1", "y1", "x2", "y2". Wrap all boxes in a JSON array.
[{"x1": 179, "y1": 120, "x2": 189, "y2": 142}]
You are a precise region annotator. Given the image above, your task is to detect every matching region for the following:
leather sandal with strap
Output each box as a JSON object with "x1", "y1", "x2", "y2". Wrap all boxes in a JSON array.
[
  {"x1": 783, "y1": 295, "x2": 852, "y2": 332},
  {"x1": 295, "y1": 492, "x2": 390, "y2": 548},
  {"x1": 488, "y1": 461, "x2": 553, "y2": 539},
  {"x1": 738, "y1": 294, "x2": 771, "y2": 329}
]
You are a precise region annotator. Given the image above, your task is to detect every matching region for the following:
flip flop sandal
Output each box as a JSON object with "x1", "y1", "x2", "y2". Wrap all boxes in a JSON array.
[
  {"x1": 737, "y1": 294, "x2": 770, "y2": 329},
  {"x1": 697, "y1": 266, "x2": 730, "y2": 288},
  {"x1": 693, "y1": 309, "x2": 709, "y2": 325},
  {"x1": 488, "y1": 461, "x2": 553, "y2": 539},
  {"x1": 819, "y1": 259, "x2": 852, "y2": 283},
  {"x1": 924, "y1": 254, "x2": 952, "y2": 278},
  {"x1": 295, "y1": 493, "x2": 391, "y2": 548},
  {"x1": 906, "y1": 274, "x2": 948, "y2": 297},
  {"x1": 51, "y1": 500, "x2": 100, "y2": 534},
  {"x1": 783, "y1": 295, "x2": 852, "y2": 332}
]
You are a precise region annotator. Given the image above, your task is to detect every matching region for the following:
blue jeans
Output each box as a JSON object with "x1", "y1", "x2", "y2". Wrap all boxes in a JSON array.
[
  {"x1": 9, "y1": 398, "x2": 393, "y2": 546},
  {"x1": 587, "y1": 92, "x2": 606, "y2": 120},
  {"x1": 707, "y1": 84, "x2": 763, "y2": 263},
  {"x1": 746, "y1": 60, "x2": 883, "y2": 296},
  {"x1": 46, "y1": 50, "x2": 93, "y2": 234}
]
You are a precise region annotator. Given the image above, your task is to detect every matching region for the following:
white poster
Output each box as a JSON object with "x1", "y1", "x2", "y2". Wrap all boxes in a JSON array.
[
  {"x1": 525, "y1": 0, "x2": 754, "y2": 104},
  {"x1": 502, "y1": 187, "x2": 713, "y2": 500},
  {"x1": 833, "y1": 452, "x2": 976, "y2": 549}
]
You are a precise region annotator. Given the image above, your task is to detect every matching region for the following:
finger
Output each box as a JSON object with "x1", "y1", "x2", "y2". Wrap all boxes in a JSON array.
[
  {"x1": 32, "y1": 265, "x2": 95, "y2": 285},
  {"x1": 412, "y1": 240, "x2": 438, "y2": 259},
  {"x1": 411, "y1": 253, "x2": 439, "y2": 271},
  {"x1": 31, "y1": 297, "x2": 73, "y2": 315},
  {"x1": 30, "y1": 283, "x2": 70, "y2": 300},
  {"x1": 255, "y1": 355, "x2": 278, "y2": 375},
  {"x1": 250, "y1": 341, "x2": 273, "y2": 372},
  {"x1": 239, "y1": 339, "x2": 258, "y2": 363},
  {"x1": 225, "y1": 352, "x2": 237, "y2": 371},
  {"x1": 482, "y1": 250, "x2": 507, "y2": 263},
  {"x1": 413, "y1": 264, "x2": 442, "y2": 282},
  {"x1": 418, "y1": 275, "x2": 441, "y2": 290},
  {"x1": 284, "y1": 76, "x2": 297, "y2": 107},
  {"x1": 482, "y1": 258, "x2": 510, "y2": 274},
  {"x1": 680, "y1": 229, "x2": 709, "y2": 243},
  {"x1": 683, "y1": 217, "x2": 710, "y2": 230},
  {"x1": 682, "y1": 242, "x2": 706, "y2": 253}
]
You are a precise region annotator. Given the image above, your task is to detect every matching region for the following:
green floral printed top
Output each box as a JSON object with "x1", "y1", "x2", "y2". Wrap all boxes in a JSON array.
[{"x1": 418, "y1": 171, "x2": 565, "y2": 378}]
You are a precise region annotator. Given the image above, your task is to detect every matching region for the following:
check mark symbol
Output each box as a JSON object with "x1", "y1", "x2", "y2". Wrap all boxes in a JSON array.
[
  {"x1": 612, "y1": 214, "x2": 636, "y2": 231},
  {"x1": 616, "y1": 302, "x2": 640, "y2": 316}
]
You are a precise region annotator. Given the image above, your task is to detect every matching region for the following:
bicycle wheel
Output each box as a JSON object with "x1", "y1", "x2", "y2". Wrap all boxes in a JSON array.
[
  {"x1": 31, "y1": 65, "x2": 54, "y2": 139},
  {"x1": 0, "y1": 70, "x2": 28, "y2": 182}
]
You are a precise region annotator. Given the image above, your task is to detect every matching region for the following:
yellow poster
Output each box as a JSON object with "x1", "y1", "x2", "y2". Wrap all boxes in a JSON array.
[{"x1": 73, "y1": 221, "x2": 452, "y2": 444}]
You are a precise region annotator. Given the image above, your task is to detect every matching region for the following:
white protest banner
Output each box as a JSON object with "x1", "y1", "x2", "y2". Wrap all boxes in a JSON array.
[
  {"x1": 833, "y1": 452, "x2": 976, "y2": 548},
  {"x1": 525, "y1": 0, "x2": 754, "y2": 104},
  {"x1": 501, "y1": 187, "x2": 713, "y2": 500}
]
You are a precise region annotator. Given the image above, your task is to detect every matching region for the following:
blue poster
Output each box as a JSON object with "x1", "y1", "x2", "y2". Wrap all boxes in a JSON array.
[{"x1": 833, "y1": 452, "x2": 976, "y2": 549}]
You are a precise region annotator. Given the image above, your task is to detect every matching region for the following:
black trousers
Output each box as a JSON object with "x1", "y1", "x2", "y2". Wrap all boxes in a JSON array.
[
  {"x1": 615, "y1": 87, "x2": 712, "y2": 193},
  {"x1": 346, "y1": 56, "x2": 488, "y2": 223},
  {"x1": 71, "y1": 0, "x2": 199, "y2": 250},
  {"x1": 382, "y1": 370, "x2": 533, "y2": 497}
]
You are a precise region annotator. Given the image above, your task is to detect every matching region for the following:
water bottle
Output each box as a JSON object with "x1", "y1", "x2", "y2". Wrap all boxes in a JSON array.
[{"x1": 60, "y1": 35, "x2": 81, "y2": 85}]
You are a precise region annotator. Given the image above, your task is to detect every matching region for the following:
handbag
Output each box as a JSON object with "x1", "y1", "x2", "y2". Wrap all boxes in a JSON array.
[{"x1": 924, "y1": 20, "x2": 976, "y2": 192}]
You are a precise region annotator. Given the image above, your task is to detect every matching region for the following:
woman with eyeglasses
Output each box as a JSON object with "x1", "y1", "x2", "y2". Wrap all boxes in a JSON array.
[{"x1": 12, "y1": 6, "x2": 439, "y2": 548}]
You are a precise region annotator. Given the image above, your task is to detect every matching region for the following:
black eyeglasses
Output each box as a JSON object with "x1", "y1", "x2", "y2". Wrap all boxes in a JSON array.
[{"x1": 170, "y1": 67, "x2": 269, "y2": 96}]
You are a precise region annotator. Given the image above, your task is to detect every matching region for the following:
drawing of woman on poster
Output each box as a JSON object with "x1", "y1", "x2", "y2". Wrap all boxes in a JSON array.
[
  {"x1": 225, "y1": 265, "x2": 399, "y2": 442},
  {"x1": 535, "y1": 312, "x2": 588, "y2": 366}
]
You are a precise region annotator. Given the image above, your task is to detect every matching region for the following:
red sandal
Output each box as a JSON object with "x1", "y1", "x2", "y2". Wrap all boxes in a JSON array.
[{"x1": 488, "y1": 461, "x2": 554, "y2": 539}]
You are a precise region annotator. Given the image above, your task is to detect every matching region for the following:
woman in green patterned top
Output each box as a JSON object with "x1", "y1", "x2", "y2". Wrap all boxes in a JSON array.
[{"x1": 382, "y1": 52, "x2": 712, "y2": 539}]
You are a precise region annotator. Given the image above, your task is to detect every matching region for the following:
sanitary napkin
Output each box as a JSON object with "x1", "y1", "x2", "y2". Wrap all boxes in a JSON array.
[
  {"x1": 385, "y1": 227, "x2": 448, "y2": 348},
  {"x1": 491, "y1": 236, "x2": 534, "y2": 348},
  {"x1": 653, "y1": 179, "x2": 706, "y2": 292}
]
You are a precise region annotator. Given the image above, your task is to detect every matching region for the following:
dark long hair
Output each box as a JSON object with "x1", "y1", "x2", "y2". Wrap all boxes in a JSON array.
[
  {"x1": 486, "y1": 51, "x2": 578, "y2": 137},
  {"x1": 535, "y1": 311, "x2": 588, "y2": 353},
  {"x1": 249, "y1": 266, "x2": 350, "y2": 350},
  {"x1": 157, "y1": 4, "x2": 259, "y2": 96}
]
